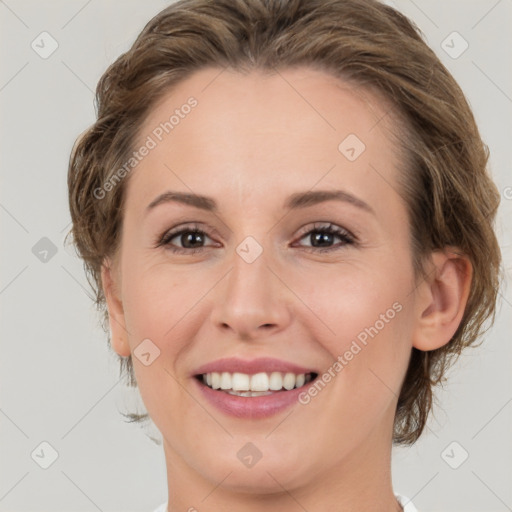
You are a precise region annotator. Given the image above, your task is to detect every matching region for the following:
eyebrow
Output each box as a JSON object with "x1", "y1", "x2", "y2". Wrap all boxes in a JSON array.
[{"x1": 145, "y1": 189, "x2": 374, "y2": 215}]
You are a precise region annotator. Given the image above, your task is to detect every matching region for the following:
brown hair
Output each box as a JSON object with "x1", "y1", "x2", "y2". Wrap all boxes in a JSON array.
[{"x1": 67, "y1": 0, "x2": 501, "y2": 445}]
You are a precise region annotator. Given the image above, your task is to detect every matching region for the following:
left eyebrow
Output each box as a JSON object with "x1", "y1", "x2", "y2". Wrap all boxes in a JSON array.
[
  {"x1": 145, "y1": 189, "x2": 374, "y2": 216},
  {"x1": 284, "y1": 189, "x2": 375, "y2": 215}
]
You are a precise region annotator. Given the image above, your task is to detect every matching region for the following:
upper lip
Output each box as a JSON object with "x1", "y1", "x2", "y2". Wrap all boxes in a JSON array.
[{"x1": 192, "y1": 357, "x2": 318, "y2": 377}]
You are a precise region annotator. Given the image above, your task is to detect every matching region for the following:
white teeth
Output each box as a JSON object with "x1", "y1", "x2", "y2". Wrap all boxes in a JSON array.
[
  {"x1": 269, "y1": 372, "x2": 283, "y2": 390},
  {"x1": 250, "y1": 372, "x2": 269, "y2": 391},
  {"x1": 211, "y1": 372, "x2": 221, "y2": 389},
  {"x1": 201, "y1": 371, "x2": 313, "y2": 393},
  {"x1": 232, "y1": 372, "x2": 250, "y2": 391},
  {"x1": 283, "y1": 372, "x2": 296, "y2": 390},
  {"x1": 227, "y1": 390, "x2": 273, "y2": 397},
  {"x1": 220, "y1": 372, "x2": 231, "y2": 390}
]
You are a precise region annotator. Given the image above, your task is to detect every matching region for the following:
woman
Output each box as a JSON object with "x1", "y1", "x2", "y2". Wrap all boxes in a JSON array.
[{"x1": 67, "y1": 0, "x2": 501, "y2": 510}]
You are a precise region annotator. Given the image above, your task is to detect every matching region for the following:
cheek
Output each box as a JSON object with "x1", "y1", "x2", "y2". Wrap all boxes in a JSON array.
[
  {"x1": 291, "y1": 261, "x2": 414, "y2": 412},
  {"x1": 121, "y1": 257, "x2": 197, "y2": 338},
  {"x1": 296, "y1": 269, "x2": 414, "y2": 439},
  {"x1": 290, "y1": 262, "x2": 411, "y2": 348},
  {"x1": 119, "y1": 263, "x2": 199, "y2": 426}
]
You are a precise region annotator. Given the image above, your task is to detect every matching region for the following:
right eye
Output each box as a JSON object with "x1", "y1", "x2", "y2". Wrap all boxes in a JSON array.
[{"x1": 155, "y1": 223, "x2": 218, "y2": 254}]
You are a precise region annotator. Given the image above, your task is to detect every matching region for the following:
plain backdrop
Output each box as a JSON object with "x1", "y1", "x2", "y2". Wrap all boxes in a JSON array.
[{"x1": 0, "y1": 1, "x2": 511, "y2": 511}]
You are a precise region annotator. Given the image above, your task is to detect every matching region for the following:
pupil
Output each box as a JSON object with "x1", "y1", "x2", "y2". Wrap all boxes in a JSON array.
[
  {"x1": 313, "y1": 232, "x2": 332, "y2": 247},
  {"x1": 183, "y1": 231, "x2": 203, "y2": 248}
]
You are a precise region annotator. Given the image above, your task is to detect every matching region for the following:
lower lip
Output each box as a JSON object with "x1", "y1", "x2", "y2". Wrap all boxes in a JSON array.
[{"x1": 193, "y1": 377, "x2": 315, "y2": 419}]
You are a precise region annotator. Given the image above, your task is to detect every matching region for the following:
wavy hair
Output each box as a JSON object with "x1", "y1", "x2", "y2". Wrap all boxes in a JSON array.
[{"x1": 67, "y1": 0, "x2": 501, "y2": 444}]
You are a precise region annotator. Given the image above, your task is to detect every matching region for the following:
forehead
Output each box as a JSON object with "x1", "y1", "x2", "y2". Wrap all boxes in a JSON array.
[{"x1": 128, "y1": 66, "x2": 403, "y2": 212}]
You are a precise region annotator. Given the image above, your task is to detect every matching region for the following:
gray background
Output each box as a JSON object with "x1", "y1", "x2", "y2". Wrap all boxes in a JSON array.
[{"x1": 0, "y1": 0, "x2": 510, "y2": 511}]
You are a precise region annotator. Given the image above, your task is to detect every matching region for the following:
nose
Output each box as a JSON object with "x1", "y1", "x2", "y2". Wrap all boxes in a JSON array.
[{"x1": 210, "y1": 248, "x2": 293, "y2": 341}]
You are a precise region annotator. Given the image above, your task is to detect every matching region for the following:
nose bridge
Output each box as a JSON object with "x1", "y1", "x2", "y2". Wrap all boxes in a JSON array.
[
  {"x1": 227, "y1": 236, "x2": 277, "y2": 309},
  {"x1": 211, "y1": 234, "x2": 291, "y2": 335}
]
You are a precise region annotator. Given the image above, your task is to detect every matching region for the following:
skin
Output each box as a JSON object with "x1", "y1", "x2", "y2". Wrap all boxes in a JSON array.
[{"x1": 101, "y1": 67, "x2": 472, "y2": 512}]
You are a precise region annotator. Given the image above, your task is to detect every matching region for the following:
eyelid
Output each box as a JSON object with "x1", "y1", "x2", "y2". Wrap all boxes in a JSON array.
[{"x1": 295, "y1": 222, "x2": 355, "y2": 240}]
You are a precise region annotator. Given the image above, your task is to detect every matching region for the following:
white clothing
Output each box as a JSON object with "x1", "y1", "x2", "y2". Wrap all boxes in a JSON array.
[{"x1": 396, "y1": 494, "x2": 419, "y2": 511}]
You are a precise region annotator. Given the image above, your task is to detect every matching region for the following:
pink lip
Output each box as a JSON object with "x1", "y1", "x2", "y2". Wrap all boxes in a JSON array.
[
  {"x1": 192, "y1": 376, "x2": 316, "y2": 419},
  {"x1": 191, "y1": 356, "x2": 317, "y2": 376},
  {"x1": 191, "y1": 357, "x2": 319, "y2": 419}
]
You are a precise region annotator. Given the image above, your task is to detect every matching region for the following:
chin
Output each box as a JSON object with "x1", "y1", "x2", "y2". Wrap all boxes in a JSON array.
[{"x1": 199, "y1": 448, "x2": 312, "y2": 494}]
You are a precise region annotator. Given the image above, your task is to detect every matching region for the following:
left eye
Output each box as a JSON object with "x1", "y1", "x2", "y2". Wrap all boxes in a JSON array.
[
  {"x1": 294, "y1": 223, "x2": 355, "y2": 252},
  {"x1": 156, "y1": 222, "x2": 355, "y2": 254}
]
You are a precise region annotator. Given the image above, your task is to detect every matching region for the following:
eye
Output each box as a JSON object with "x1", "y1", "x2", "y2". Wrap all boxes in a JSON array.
[
  {"x1": 155, "y1": 222, "x2": 355, "y2": 255},
  {"x1": 155, "y1": 223, "x2": 218, "y2": 254},
  {"x1": 293, "y1": 222, "x2": 355, "y2": 253}
]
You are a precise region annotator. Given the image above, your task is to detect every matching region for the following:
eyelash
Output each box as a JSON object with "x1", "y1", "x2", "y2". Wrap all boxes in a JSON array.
[{"x1": 155, "y1": 222, "x2": 356, "y2": 255}]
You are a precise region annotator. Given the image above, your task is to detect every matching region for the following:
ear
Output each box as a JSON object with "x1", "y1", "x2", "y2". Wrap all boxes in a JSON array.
[
  {"x1": 101, "y1": 257, "x2": 131, "y2": 357},
  {"x1": 412, "y1": 249, "x2": 472, "y2": 351}
]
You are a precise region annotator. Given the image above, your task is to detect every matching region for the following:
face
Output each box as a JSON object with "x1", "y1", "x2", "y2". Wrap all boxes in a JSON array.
[{"x1": 105, "y1": 67, "x2": 421, "y2": 495}]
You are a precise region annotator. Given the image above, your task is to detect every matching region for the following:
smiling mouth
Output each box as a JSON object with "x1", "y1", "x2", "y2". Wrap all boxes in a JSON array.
[{"x1": 195, "y1": 371, "x2": 319, "y2": 397}]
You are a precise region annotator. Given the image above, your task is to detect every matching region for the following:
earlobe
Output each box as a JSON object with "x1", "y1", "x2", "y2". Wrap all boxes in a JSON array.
[
  {"x1": 412, "y1": 249, "x2": 472, "y2": 351},
  {"x1": 101, "y1": 258, "x2": 131, "y2": 357}
]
